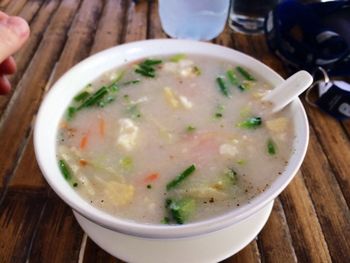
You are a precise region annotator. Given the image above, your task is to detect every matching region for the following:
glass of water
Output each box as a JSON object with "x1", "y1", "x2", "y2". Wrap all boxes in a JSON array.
[
  {"x1": 228, "y1": 0, "x2": 279, "y2": 34},
  {"x1": 158, "y1": 0, "x2": 230, "y2": 41}
]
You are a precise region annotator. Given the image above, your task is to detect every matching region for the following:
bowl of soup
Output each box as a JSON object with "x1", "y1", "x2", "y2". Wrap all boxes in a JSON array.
[{"x1": 34, "y1": 39, "x2": 309, "y2": 260}]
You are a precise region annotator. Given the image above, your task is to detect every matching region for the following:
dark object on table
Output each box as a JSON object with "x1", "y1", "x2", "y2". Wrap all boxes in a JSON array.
[{"x1": 264, "y1": 0, "x2": 350, "y2": 77}]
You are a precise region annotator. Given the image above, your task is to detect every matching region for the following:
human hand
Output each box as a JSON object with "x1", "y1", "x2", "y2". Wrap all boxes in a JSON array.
[{"x1": 0, "y1": 11, "x2": 30, "y2": 95}]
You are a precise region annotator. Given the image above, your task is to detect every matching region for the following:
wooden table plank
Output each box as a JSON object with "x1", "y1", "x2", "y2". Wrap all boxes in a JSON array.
[
  {"x1": 50, "y1": 0, "x2": 104, "y2": 84},
  {"x1": 17, "y1": 0, "x2": 43, "y2": 24},
  {"x1": 9, "y1": 135, "x2": 47, "y2": 189},
  {"x1": 148, "y1": 0, "x2": 167, "y2": 39},
  {"x1": 0, "y1": 190, "x2": 47, "y2": 261},
  {"x1": 304, "y1": 101, "x2": 350, "y2": 206},
  {"x1": 0, "y1": 0, "x2": 11, "y2": 10},
  {"x1": 2, "y1": 0, "x2": 26, "y2": 15},
  {"x1": 83, "y1": 238, "x2": 125, "y2": 263},
  {"x1": 301, "y1": 126, "x2": 350, "y2": 262},
  {"x1": 280, "y1": 173, "x2": 331, "y2": 262},
  {"x1": 90, "y1": 0, "x2": 127, "y2": 54},
  {"x1": 124, "y1": 0, "x2": 148, "y2": 42},
  {"x1": 258, "y1": 199, "x2": 297, "y2": 262},
  {"x1": 27, "y1": 195, "x2": 85, "y2": 262}
]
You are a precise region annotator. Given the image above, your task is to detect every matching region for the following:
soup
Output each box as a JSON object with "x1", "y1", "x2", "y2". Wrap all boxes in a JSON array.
[{"x1": 56, "y1": 54, "x2": 294, "y2": 225}]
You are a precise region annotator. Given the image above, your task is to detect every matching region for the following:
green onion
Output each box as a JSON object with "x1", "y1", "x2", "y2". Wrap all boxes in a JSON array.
[
  {"x1": 58, "y1": 160, "x2": 72, "y2": 181},
  {"x1": 139, "y1": 64, "x2": 155, "y2": 72},
  {"x1": 236, "y1": 66, "x2": 255, "y2": 81},
  {"x1": 216, "y1": 76, "x2": 230, "y2": 97},
  {"x1": 76, "y1": 81, "x2": 120, "y2": 111},
  {"x1": 166, "y1": 164, "x2": 196, "y2": 190},
  {"x1": 237, "y1": 159, "x2": 246, "y2": 165},
  {"x1": 165, "y1": 198, "x2": 196, "y2": 224},
  {"x1": 186, "y1": 125, "x2": 196, "y2": 132},
  {"x1": 74, "y1": 91, "x2": 90, "y2": 102},
  {"x1": 226, "y1": 69, "x2": 240, "y2": 86},
  {"x1": 226, "y1": 69, "x2": 247, "y2": 91},
  {"x1": 76, "y1": 86, "x2": 108, "y2": 110},
  {"x1": 135, "y1": 68, "x2": 155, "y2": 78},
  {"x1": 192, "y1": 66, "x2": 201, "y2": 76},
  {"x1": 237, "y1": 116, "x2": 262, "y2": 129},
  {"x1": 67, "y1": 107, "x2": 76, "y2": 120},
  {"x1": 214, "y1": 104, "x2": 225, "y2": 119},
  {"x1": 225, "y1": 168, "x2": 238, "y2": 185},
  {"x1": 267, "y1": 138, "x2": 277, "y2": 155},
  {"x1": 170, "y1": 54, "x2": 186, "y2": 62},
  {"x1": 108, "y1": 82, "x2": 119, "y2": 92},
  {"x1": 97, "y1": 95, "x2": 115, "y2": 108},
  {"x1": 135, "y1": 59, "x2": 162, "y2": 78},
  {"x1": 161, "y1": 217, "x2": 170, "y2": 224},
  {"x1": 143, "y1": 59, "x2": 162, "y2": 66},
  {"x1": 121, "y1": 80, "x2": 141, "y2": 86}
]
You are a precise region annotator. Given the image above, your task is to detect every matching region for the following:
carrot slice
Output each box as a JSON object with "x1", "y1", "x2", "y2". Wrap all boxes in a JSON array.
[
  {"x1": 80, "y1": 133, "x2": 89, "y2": 149},
  {"x1": 144, "y1": 173, "x2": 159, "y2": 183}
]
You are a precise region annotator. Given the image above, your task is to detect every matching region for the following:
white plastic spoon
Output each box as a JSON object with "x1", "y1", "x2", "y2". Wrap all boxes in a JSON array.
[{"x1": 262, "y1": 70, "x2": 313, "y2": 113}]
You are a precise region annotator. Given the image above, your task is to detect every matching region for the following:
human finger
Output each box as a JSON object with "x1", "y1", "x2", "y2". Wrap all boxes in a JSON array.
[
  {"x1": 0, "y1": 56, "x2": 16, "y2": 75},
  {"x1": 0, "y1": 75, "x2": 11, "y2": 95},
  {"x1": 0, "y1": 12, "x2": 30, "y2": 63}
]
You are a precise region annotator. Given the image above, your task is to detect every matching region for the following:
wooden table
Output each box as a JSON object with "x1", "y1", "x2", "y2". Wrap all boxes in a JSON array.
[{"x1": 0, "y1": 0, "x2": 349, "y2": 262}]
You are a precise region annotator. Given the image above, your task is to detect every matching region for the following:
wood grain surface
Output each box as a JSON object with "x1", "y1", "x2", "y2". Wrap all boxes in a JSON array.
[{"x1": 0, "y1": 1, "x2": 349, "y2": 262}]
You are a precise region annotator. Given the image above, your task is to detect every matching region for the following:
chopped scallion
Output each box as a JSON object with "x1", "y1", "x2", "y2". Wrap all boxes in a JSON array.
[
  {"x1": 135, "y1": 59, "x2": 162, "y2": 78},
  {"x1": 186, "y1": 125, "x2": 196, "y2": 132},
  {"x1": 121, "y1": 80, "x2": 141, "y2": 86},
  {"x1": 58, "y1": 160, "x2": 72, "y2": 181},
  {"x1": 192, "y1": 66, "x2": 201, "y2": 76},
  {"x1": 76, "y1": 86, "x2": 108, "y2": 110},
  {"x1": 170, "y1": 54, "x2": 186, "y2": 62},
  {"x1": 166, "y1": 164, "x2": 196, "y2": 190},
  {"x1": 237, "y1": 116, "x2": 262, "y2": 129},
  {"x1": 67, "y1": 107, "x2": 76, "y2": 120},
  {"x1": 236, "y1": 66, "x2": 255, "y2": 81},
  {"x1": 161, "y1": 217, "x2": 170, "y2": 224},
  {"x1": 216, "y1": 76, "x2": 230, "y2": 97},
  {"x1": 135, "y1": 68, "x2": 155, "y2": 78},
  {"x1": 214, "y1": 104, "x2": 225, "y2": 119},
  {"x1": 74, "y1": 91, "x2": 90, "y2": 102},
  {"x1": 267, "y1": 138, "x2": 277, "y2": 155},
  {"x1": 143, "y1": 59, "x2": 162, "y2": 66},
  {"x1": 165, "y1": 198, "x2": 196, "y2": 224},
  {"x1": 226, "y1": 69, "x2": 240, "y2": 86},
  {"x1": 225, "y1": 168, "x2": 238, "y2": 185}
]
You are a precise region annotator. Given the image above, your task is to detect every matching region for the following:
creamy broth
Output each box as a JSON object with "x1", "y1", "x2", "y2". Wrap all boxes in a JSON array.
[{"x1": 57, "y1": 55, "x2": 294, "y2": 224}]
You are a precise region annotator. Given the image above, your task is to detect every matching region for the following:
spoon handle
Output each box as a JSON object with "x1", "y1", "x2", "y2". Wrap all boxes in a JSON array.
[{"x1": 263, "y1": 71, "x2": 313, "y2": 113}]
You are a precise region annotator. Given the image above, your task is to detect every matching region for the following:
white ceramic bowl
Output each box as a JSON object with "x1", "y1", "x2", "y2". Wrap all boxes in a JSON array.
[{"x1": 34, "y1": 40, "x2": 309, "y2": 240}]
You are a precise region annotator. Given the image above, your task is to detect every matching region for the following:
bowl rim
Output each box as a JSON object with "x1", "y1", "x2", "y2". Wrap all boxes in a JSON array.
[{"x1": 34, "y1": 39, "x2": 309, "y2": 239}]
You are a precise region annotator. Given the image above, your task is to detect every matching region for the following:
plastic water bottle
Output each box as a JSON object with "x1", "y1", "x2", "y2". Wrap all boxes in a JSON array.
[{"x1": 158, "y1": 0, "x2": 230, "y2": 41}]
